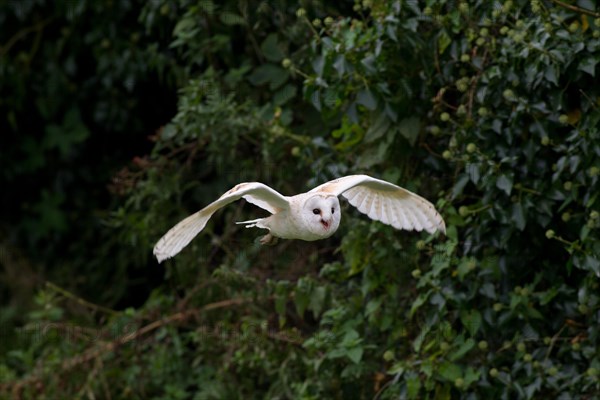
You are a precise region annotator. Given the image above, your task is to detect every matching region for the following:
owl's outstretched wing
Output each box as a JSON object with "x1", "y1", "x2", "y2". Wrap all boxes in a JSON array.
[
  {"x1": 311, "y1": 175, "x2": 445, "y2": 234},
  {"x1": 153, "y1": 182, "x2": 289, "y2": 262}
]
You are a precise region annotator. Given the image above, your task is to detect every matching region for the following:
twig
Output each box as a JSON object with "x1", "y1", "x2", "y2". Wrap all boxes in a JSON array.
[
  {"x1": 46, "y1": 281, "x2": 119, "y2": 316},
  {"x1": 0, "y1": 17, "x2": 54, "y2": 57},
  {"x1": 549, "y1": 0, "x2": 600, "y2": 18},
  {"x1": 5, "y1": 297, "x2": 254, "y2": 396}
]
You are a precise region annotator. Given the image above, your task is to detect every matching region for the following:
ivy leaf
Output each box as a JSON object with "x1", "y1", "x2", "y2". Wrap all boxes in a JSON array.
[
  {"x1": 406, "y1": 375, "x2": 421, "y2": 399},
  {"x1": 438, "y1": 362, "x2": 461, "y2": 381},
  {"x1": 459, "y1": 310, "x2": 482, "y2": 337},
  {"x1": 398, "y1": 116, "x2": 420, "y2": 146},
  {"x1": 364, "y1": 111, "x2": 390, "y2": 143},
  {"x1": 496, "y1": 174, "x2": 513, "y2": 195},
  {"x1": 512, "y1": 203, "x2": 526, "y2": 231},
  {"x1": 449, "y1": 338, "x2": 475, "y2": 361},
  {"x1": 346, "y1": 347, "x2": 363, "y2": 364},
  {"x1": 356, "y1": 89, "x2": 377, "y2": 110},
  {"x1": 309, "y1": 286, "x2": 327, "y2": 317},
  {"x1": 451, "y1": 175, "x2": 470, "y2": 199},
  {"x1": 438, "y1": 31, "x2": 451, "y2": 54},
  {"x1": 584, "y1": 255, "x2": 600, "y2": 276},
  {"x1": 578, "y1": 57, "x2": 598, "y2": 77},
  {"x1": 248, "y1": 64, "x2": 288, "y2": 88},
  {"x1": 273, "y1": 84, "x2": 296, "y2": 105},
  {"x1": 333, "y1": 55, "x2": 350, "y2": 77},
  {"x1": 220, "y1": 11, "x2": 244, "y2": 25},
  {"x1": 261, "y1": 34, "x2": 284, "y2": 62}
]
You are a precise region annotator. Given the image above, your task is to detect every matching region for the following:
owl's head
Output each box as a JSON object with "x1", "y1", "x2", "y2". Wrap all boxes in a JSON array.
[{"x1": 302, "y1": 194, "x2": 341, "y2": 238}]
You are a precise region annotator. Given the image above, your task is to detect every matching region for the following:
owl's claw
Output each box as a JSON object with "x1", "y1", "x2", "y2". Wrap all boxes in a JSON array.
[{"x1": 259, "y1": 234, "x2": 278, "y2": 246}]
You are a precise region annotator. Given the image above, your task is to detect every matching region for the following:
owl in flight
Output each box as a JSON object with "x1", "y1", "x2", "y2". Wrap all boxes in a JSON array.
[{"x1": 153, "y1": 174, "x2": 445, "y2": 262}]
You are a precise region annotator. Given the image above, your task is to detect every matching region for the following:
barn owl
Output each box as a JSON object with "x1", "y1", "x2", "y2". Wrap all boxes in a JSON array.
[{"x1": 153, "y1": 174, "x2": 445, "y2": 262}]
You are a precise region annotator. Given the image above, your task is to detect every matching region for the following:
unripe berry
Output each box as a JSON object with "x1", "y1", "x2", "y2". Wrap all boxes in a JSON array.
[
  {"x1": 282, "y1": 58, "x2": 292, "y2": 68},
  {"x1": 543, "y1": 337, "x2": 551, "y2": 345},
  {"x1": 503, "y1": 89, "x2": 515, "y2": 100},
  {"x1": 296, "y1": 8, "x2": 306, "y2": 18},
  {"x1": 489, "y1": 368, "x2": 499, "y2": 377},
  {"x1": 558, "y1": 114, "x2": 569, "y2": 124},
  {"x1": 545, "y1": 229, "x2": 555, "y2": 239},
  {"x1": 466, "y1": 143, "x2": 477, "y2": 153},
  {"x1": 460, "y1": 54, "x2": 470, "y2": 63},
  {"x1": 561, "y1": 212, "x2": 571, "y2": 222},
  {"x1": 442, "y1": 150, "x2": 452, "y2": 160},
  {"x1": 541, "y1": 136, "x2": 550, "y2": 146},
  {"x1": 523, "y1": 353, "x2": 533, "y2": 362},
  {"x1": 478, "y1": 340, "x2": 489, "y2": 350},
  {"x1": 441, "y1": 112, "x2": 450, "y2": 122},
  {"x1": 517, "y1": 342, "x2": 526, "y2": 352},
  {"x1": 478, "y1": 107, "x2": 489, "y2": 117},
  {"x1": 324, "y1": 16, "x2": 334, "y2": 26},
  {"x1": 459, "y1": 206, "x2": 469, "y2": 217},
  {"x1": 411, "y1": 269, "x2": 422, "y2": 279},
  {"x1": 568, "y1": 22, "x2": 579, "y2": 33},
  {"x1": 454, "y1": 378, "x2": 464, "y2": 388},
  {"x1": 383, "y1": 350, "x2": 395, "y2": 361}
]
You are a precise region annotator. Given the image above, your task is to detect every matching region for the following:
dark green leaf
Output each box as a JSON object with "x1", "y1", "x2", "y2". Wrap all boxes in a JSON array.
[
  {"x1": 261, "y1": 34, "x2": 284, "y2": 62},
  {"x1": 356, "y1": 89, "x2": 377, "y2": 110},
  {"x1": 496, "y1": 174, "x2": 513, "y2": 195},
  {"x1": 398, "y1": 116, "x2": 420, "y2": 146}
]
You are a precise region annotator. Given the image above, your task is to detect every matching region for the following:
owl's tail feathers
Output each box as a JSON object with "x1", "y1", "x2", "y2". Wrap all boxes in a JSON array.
[{"x1": 235, "y1": 218, "x2": 269, "y2": 231}]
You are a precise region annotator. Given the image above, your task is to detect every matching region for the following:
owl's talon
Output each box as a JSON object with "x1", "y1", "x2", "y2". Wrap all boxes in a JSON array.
[{"x1": 259, "y1": 234, "x2": 278, "y2": 246}]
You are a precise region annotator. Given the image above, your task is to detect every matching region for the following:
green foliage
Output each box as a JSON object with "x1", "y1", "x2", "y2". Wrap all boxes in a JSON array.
[{"x1": 2, "y1": 0, "x2": 600, "y2": 398}]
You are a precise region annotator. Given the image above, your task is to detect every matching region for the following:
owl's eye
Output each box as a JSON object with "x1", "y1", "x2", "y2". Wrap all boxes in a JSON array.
[
  {"x1": 312, "y1": 208, "x2": 321, "y2": 215},
  {"x1": 331, "y1": 207, "x2": 335, "y2": 214}
]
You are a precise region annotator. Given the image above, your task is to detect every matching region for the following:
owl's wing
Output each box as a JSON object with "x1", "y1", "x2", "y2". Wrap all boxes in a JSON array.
[
  {"x1": 311, "y1": 175, "x2": 445, "y2": 234},
  {"x1": 153, "y1": 182, "x2": 290, "y2": 262}
]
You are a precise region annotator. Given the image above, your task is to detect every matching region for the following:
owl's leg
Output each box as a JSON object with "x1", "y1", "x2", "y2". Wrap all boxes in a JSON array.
[{"x1": 259, "y1": 233, "x2": 278, "y2": 246}]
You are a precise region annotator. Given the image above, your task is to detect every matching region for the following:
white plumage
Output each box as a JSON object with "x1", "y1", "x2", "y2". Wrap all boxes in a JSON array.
[{"x1": 153, "y1": 174, "x2": 445, "y2": 262}]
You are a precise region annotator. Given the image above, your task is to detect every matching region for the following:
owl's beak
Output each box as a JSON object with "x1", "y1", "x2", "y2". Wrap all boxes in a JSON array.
[{"x1": 321, "y1": 219, "x2": 331, "y2": 229}]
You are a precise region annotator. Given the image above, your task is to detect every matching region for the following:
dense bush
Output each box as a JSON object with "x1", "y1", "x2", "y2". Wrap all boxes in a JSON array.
[{"x1": 1, "y1": 0, "x2": 599, "y2": 398}]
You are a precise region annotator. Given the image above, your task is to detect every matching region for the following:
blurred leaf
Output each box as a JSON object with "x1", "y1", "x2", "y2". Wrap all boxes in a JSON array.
[
  {"x1": 398, "y1": 116, "x2": 420, "y2": 146},
  {"x1": 261, "y1": 34, "x2": 284, "y2": 62}
]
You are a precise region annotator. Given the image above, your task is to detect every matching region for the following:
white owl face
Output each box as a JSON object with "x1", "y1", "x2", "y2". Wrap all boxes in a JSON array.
[{"x1": 302, "y1": 195, "x2": 341, "y2": 237}]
